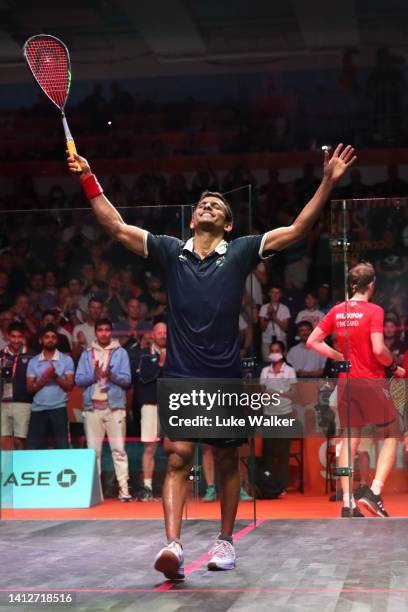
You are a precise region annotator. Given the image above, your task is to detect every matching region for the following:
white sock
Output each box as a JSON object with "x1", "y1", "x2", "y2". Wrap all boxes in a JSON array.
[
  {"x1": 144, "y1": 478, "x2": 152, "y2": 490},
  {"x1": 343, "y1": 493, "x2": 356, "y2": 508},
  {"x1": 371, "y1": 479, "x2": 383, "y2": 496}
]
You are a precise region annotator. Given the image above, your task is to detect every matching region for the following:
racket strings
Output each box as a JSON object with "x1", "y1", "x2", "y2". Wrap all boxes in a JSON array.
[{"x1": 25, "y1": 38, "x2": 69, "y2": 109}]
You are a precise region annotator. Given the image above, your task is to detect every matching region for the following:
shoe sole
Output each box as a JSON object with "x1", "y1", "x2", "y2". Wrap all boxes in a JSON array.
[
  {"x1": 154, "y1": 550, "x2": 185, "y2": 581},
  {"x1": 359, "y1": 497, "x2": 388, "y2": 517},
  {"x1": 207, "y1": 561, "x2": 236, "y2": 571}
]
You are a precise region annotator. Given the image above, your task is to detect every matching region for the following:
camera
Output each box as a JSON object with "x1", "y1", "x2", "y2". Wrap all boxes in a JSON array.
[{"x1": 1, "y1": 366, "x2": 12, "y2": 380}]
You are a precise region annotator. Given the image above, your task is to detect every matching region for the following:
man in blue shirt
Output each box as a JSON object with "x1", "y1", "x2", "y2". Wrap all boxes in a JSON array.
[
  {"x1": 26, "y1": 324, "x2": 74, "y2": 449},
  {"x1": 68, "y1": 143, "x2": 356, "y2": 580}
]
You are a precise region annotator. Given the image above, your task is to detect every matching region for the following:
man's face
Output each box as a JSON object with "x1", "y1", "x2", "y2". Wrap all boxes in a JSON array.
[
  {"x1": 68, "y1": 279, "x2": 81, "y2": 295},
  {"x1": 127, "y1": 300, "x2": 140, "y2": 319},
  {"x1": 153, "y1": 324, "x2": 167, "y2": 348},
  {"x1": 88, "y1": 301, "x2": 102, "y2": 321},
  {"x1": 96, "y1": 324, "x2": 112, "y2": 346},
  {"x1": 41, "y1": 332, "x2": 57, "y2": 351},
  {"x1": 191, "y1": 196, "x2": 232, "y2": 233},
  {"x1": 305, "y1": 294, "x2": 317, "y2": 309},
  {"x1": 269, "y1": 288, "x2": 282, "y2": 303},
  {"x1": 298, "y1": 325, "x2": 312, "y2": 343},
  {"x1": 15, "y1": 295, "x2": 29, "y2": 315},
  {"x1": 384, "y1": 321, "x2": 396, "y2": 339},
  {"x1": 9, "y1": 330, "x2": 24, "y2": 352},
  {"x1": 30, "y1": 274, "x2": 44, "y2": 292},
  {"x1": 45, "y1": 271, "x2": 56, "y2": 287}
]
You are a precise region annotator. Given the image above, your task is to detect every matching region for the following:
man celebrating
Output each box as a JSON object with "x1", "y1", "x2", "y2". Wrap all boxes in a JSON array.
[
  {"x1": 307, "y1": 262, "x2": 405, "y2": 518},
  {"x1": 68, "y1": 143, "x2": 356, "y2": 579}
]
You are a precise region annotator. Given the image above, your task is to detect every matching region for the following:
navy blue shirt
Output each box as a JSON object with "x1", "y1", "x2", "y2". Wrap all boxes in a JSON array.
[{"x1": 146, "y1": 233, "x2": 270, "y2": 378}]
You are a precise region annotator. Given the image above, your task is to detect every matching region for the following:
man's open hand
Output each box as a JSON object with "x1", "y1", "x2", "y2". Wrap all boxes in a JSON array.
[{"x1": 323, "y1": 143, "x2": 357, "y2": 183}]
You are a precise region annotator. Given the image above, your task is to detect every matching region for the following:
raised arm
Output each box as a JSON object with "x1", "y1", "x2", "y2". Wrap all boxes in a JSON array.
[
  {"x1": 67, "y1": 153, "x2": 147, "y2": 257},
  {"x1": 263, "y1": 144, "x2": 357, "y2": 253}
]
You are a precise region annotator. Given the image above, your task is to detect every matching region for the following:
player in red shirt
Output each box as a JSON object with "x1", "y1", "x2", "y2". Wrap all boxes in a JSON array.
[{"x1": 307, "y1": 262, "x2": 405, "y2": 517}]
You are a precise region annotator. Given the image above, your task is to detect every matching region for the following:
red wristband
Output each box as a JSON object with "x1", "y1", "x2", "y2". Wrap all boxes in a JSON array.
[{"x1": 80, "y1": 174, "x2": 103, "y2": 200}]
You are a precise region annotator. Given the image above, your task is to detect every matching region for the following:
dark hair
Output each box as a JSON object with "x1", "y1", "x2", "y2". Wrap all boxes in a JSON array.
[
  {"x1": 8, "y1": 322, "x2": 25, "y2": 335},
  {"x1": 41, "y1": 310, "x2": 55, "y2": 320},
  {"x1": 88, "y1": 298, "x2": 102, "y2": 307},
  {"x1": 95, "y1": 318, "x2": 112, "y2": 331},
  {"x1": 297, "y1": 320, "x2": 313, "y2": 332},
  {"x1": 270, "y1": 340, "x2": 286, "y2": 353},
  {"x1": 40, "y1": 324, "x2": 58, "y2": 337},
  {"x1": 348, "y1": 261, "x2": 375, "y2": 295},
  {"x1": 197, "y1": 191, "x2": 233, "y2": 224}
]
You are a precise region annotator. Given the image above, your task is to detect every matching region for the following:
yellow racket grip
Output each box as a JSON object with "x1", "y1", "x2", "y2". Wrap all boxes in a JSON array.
[{"x1": 66, "y1": 138, "x2": 82, "y2": 173}]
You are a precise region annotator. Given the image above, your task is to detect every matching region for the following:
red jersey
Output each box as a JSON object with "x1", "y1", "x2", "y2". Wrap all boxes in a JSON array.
[{"x1": 318, "y1": 299, "x2": 384, "y2": 379}]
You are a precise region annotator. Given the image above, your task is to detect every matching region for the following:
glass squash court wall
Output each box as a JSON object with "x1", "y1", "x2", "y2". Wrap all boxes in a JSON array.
[
  {"x1": 0, "y1": 186, "x2": 260, "y2": 520},
  {"x1": 331, "y1": 198, "x2": 408, "y2": 517}
]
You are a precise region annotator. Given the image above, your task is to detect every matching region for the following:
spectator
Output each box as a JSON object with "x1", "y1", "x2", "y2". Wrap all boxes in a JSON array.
[
  {"x1": 95, "y1": 272, "x2": 131, "y2": 322},
  {"x1": 12, "y1": 293, "x2": 38, "y2": 337},
  {"x1": 0, "y1": 322, "x2": 33, "y2": 450},
  {"x1": 295, "y1": 291, "x2": 325, "y2": 328},
  {"x1": 260, "y1": 340, "x2": 297, "y2": 496},
  {"x1": 259, "y1": 286, "x2": 291, "y2": 361},
  {"x1": 41, "y1": 270, "x2": 58, "y2": 310},
  {"x1": 191, "y1": 167, "x2": 219, "y2": 201},
  {"x1": 26, "y1": 324, "x2": 74, "y2": 449},
  {"x1": 294, "y1": 164, "x2": 321, "y2": 209},
  {"x1": 245, "y1": 261, "x2": 268, "y2": 308},
  {"x1": 317, "y1": 283, "x2": 333, "y2": 314},
  {"x1": 0, "y1": 271, "x2": 14, "y2": 311},
  {"x1": 259, "y1": 169, "x2": 288, "y2": 222},
  {"x1": 0, "y1": 310, "x2": 14, "y2": 347},
  {"x1": 384, "y1": 317, "x2": 405, "y2": 365},
  {"x1": 132, "y1": 322, "x2": 167, "y2": 501},
  {"x1": 27, "y1": 271, "x2": 45, "y2": 319},
  {"x1": 113, "y1": 298, "x2": 152, "y2": 346},
  {"x1": 72, "y1": 298, "x2": 103, "y2": 356},
  {"x1": 75, "y1": 318, "x2": 132, "y2": 502},
  {"x1": 287, "y1": 321, "x2": 327, "y2": 377},
  {"x1": 339, "y1": 169, "x2": 369, "y2": 199},
  {"x1": 29, "y1": 311, "x2": 72, "y2": 354}
]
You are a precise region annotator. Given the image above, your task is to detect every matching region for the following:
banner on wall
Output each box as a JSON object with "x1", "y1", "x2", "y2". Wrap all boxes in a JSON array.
[{"x1": 0, "y1": 449, "x2": 101, "y2": 509}]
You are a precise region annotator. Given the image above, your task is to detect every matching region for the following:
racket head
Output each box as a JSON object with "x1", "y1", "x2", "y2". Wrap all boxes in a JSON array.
[{"x1": 23, "y1": 34, "x2": 71, "y2": 111}]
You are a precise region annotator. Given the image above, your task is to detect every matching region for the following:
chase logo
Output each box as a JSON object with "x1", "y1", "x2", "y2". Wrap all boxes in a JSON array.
[{"x1": 56, "y1": 469, "x2": 77, "y2": 488}]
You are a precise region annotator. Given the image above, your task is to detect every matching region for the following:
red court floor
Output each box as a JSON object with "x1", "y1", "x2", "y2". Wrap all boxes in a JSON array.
[{"x1": 2, "y1": 493, "x2": 408, "y2": 520}]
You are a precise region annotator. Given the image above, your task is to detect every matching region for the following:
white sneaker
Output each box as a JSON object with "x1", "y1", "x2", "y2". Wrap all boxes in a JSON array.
[
  {"x1": 207, "y1": 539, "x2": 236, "y2": 571},
  {"x1": 154, "y1": 541, "x2": 185, "y2": 580},
  {"x1": 118, "y1": 488, "x2": 132, "y2": 502}
]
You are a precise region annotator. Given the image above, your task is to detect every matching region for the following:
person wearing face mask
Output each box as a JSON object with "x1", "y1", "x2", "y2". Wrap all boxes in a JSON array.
[{"x1": 259, "y1": 341, "x2": 297, "y2": 497}]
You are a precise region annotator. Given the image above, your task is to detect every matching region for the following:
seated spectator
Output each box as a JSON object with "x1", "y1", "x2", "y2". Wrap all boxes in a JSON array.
[
  {"x1": 95, "y1": 273, "x2": 131, "y2": 322},
  {"x1": 0, "y1": 322, "x2": 34, "y2": 450},
  {"x1": 41, "y1": 270, "x2": 58, "y2": 310},
  {"x1": 26, "y1": 324, "x2": 74, "y2": 449},
  {"x1": 384, "y1": 317, "x2": 405, "y2": 365},
  {"x1": 72, "y1": 298, "x2": 103, "y2": 356},
  {"x1": 260, "y1": 340, "x2": 297, "y2": 496},
  {"x1": 11, "y1": 293, "x2": 38, "y2": 338},
  {"x1": 245, "y1": 261, "x2": 267, "y2": 308},
  {"x1": 55, "y1": 286, "x2": 82, "y2": 334},
  {"x1": 75, "y1": 318, "x2": 132, "y2": 501},
  {"x1": 28, "y1": 310, "x2": 72, "y2": 354},
  {"x1": 259, "y1": 286, "x2": 291, "y2": 362},
  {"x1": 113, "y1": 298, "x2": 152, "y2": 346},
  {"x1": 339, "y1": 168, "x2": 369, "y2": 199},
  {"x1": 0, "y1": 310, "x2": 13, "y2": 348},
  {"x1": 295, "y1": 291, "x2": 324, "y2": 328},
  {"x1": 287, "y1": 321, "x2": 327, "y2": 377},
  {"x1": 0, "y1": 271, "x2": 14, "y2": 312},
  {"x1": 317, "y1": 283, "x2": 333, "y2": 314},
  {"x1": 27, "y1": 271, "x2": 45, "y2": 319}
]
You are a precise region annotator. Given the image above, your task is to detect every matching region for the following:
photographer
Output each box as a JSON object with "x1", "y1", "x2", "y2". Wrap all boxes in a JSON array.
[{"x1": 0, "y1": 322, "x2": 33, "y2": 450}]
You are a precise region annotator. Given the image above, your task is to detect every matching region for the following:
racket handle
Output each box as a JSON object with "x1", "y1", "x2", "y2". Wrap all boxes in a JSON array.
[{"x1": 66, "y1": 138, "x2": 81, "y2": 173}]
